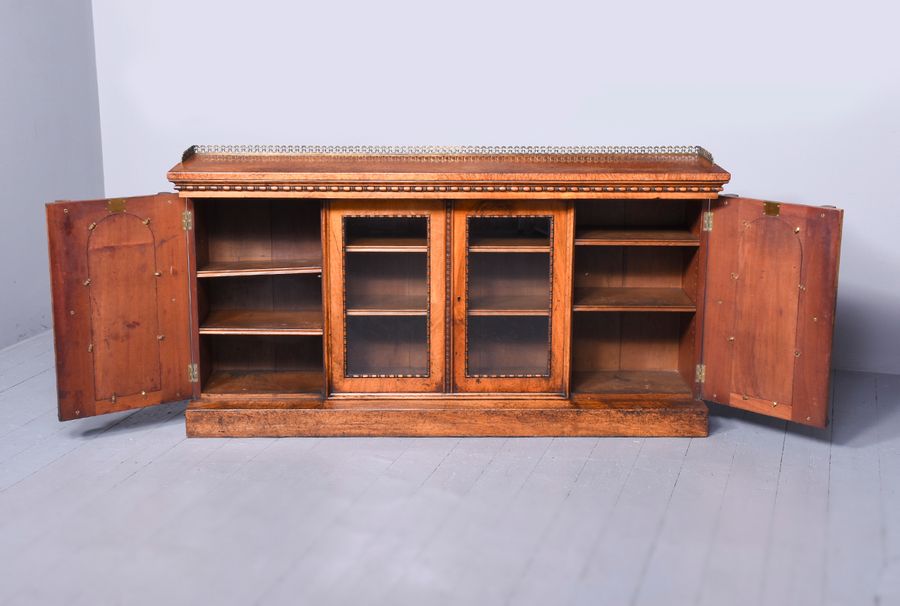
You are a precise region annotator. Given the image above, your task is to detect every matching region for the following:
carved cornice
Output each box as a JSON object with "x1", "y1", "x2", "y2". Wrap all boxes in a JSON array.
[{"x1": 175, "y1": 181, "x2": 725, "y2": 194}]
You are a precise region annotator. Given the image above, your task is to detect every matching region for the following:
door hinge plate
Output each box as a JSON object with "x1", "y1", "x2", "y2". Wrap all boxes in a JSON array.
[
  {"x1": 702, "y1": 211, "x2": 713, "y2": 232},
  {"x1": 695, "y1": 363, "x2": 706, "y2": 383},
  {"x1": 188, "y1": 363, "x2": 199, "y2": 383},
  {"x1": 182, "y1": 210, "x2": 193, "y2": 230}
]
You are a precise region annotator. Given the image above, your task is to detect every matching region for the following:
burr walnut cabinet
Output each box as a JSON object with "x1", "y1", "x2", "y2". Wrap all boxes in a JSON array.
[{"x1": 45, "y1": 146, "x2": 843, "y2": 437}]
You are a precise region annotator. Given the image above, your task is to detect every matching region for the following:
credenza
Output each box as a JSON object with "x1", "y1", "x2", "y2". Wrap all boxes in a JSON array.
[{"x1": 45, "y1": 145, "x2": 843, "y2": 437}]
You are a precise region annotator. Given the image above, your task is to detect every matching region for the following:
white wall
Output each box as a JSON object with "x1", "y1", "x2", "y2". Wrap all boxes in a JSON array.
[
  {"x1": 91, "y1": 0, "x2": 900, "y2": 374},
  {"x1": 0, "y1": 0, "x2": 105, "y2": 348}
]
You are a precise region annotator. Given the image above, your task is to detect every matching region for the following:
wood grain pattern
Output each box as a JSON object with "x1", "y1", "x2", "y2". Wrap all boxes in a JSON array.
[
  {"x1": 203, "y1": 369, "x2": 323, "y2": 396},
  {"x1": 199, "y1": 309, "x2": 324, "y2": 335},
  {"x1": 702, "y1": 197, "x2": 843, "y2": 427},
  {"x1": 573, "y1": 287, "x2": 696, "y2": 312},
  {"x1": 326, "y1": 200, "x2": 447, "y2": 393},
  {"x1": 452, "y1": 201, "x2": 573, "y2": 394},
  {"x1": 46, "y1": 194, "x2": 193, "y2": 420},
  {"x1": 343, "y1": 237, "x2": 428, "y2": 252},
  {"x1": 571, "y1": 370, "x2": 691, "y2": 396},
  {"x1": 574, "y1": 229, "x2": 699, "y2": 247},
  {"x1": 197, "y1": 258, "x2": 322, "y2": 278},
  {"x1": 46, "y1": 151, "x2": 845, "y2": 438},
  {"x1": 185, "y1": 398, "x2": 708, "y2": 437},
  {"x1": 168, "y1": 151, "x2": 731, "y2": 200}
]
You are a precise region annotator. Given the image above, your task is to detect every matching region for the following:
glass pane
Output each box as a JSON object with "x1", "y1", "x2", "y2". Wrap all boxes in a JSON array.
[
  {"x1": 468, "y1": 252, "x2": 550, "y2": 312},
  {"x1": 345, "y1": 216, "x2": 427, "y2": 247},
  {"x1": 345, "y1": 252, "x2": 427, "y2": 312},
  {"x1": 469, "y1": 216, "x2": 550, "y2": 245},
  {"x1": 467, "y1": 316, "x2": 550, "y2": 377},
  {"x1": 346, "y1": 316, "x2": 428, "y2": 376},
  {"x1": 343, "y1": 215, "x2": 430, "y2": 379}
]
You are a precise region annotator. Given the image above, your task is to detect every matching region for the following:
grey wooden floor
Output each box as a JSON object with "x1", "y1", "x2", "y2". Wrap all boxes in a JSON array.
[{"x1": 1, "y1": 332, "x2": 898, "y2": 606}]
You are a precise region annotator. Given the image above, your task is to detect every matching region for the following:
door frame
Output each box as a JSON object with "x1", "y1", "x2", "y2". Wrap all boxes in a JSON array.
[
  {"x1": 450, "y1": 201, "x2": 573, "y2": 394},
  {"x1": 325, "y1": 200, "x2": 447, "y2": 394}
]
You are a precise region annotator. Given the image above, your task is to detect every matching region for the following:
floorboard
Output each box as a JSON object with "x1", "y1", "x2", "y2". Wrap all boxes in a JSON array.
[{"x1": 0, "y1": 331, "x2": 897, "y2": 606}]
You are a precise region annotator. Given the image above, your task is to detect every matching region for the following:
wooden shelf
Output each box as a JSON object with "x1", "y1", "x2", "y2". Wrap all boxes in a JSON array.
[
  {"x1": 345, "y1": 237, "x2": 427, "y2": 253},
  {"x1": 467, "y1": 293, "x2": 550, "y2": 316},
  {"x1": 345, "y1": 292, "x2": 427, "y2": 316},
  {"x1": 575, "y1": 229, "x2": 699, "y2": 247},
  {"x1": 203, "y1": 369, "x2": 323, "y2": 396},
  {"x1": 197, "y1": 258, "x2": 322, "y2": 278},
  {"x1": 469, "y1": 237, "x2": 550, "y2": 253},
  {"x1": 573, "y1": 287, "x2": 696, "y2": 312},
  {"x1": 572, "y1": 370, "x2": 691, "y2": 396},
  {"x1": 200, "y1": 309, "x2": 324, "y2": 335}
]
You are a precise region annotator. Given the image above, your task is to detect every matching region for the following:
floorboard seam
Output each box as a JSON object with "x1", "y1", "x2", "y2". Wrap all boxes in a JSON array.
[
  {"x1": 693, "y1": 447, "x2": 737, "y2": 606},
  {"x1": 0, "y1": 407, "x2": 142, "y2": 493},
  {"x1": 573, "y1": 438, "x2": 646, "y2": 598},
  {"x1": 503, "y1": 437, "x2": 601, "y2": 606},
  {"x1": 758, "y1": 423, "x2": 788, "y2": 605},
  {"x1": 379, "y1": 438, "x2": 510, "y2": 603},
  {"x1": 630, "y1": 439, "x2": 692, "y2": 606},
  {"x1": 0, "y1": 366, "x2": 53, "y2": 396}
]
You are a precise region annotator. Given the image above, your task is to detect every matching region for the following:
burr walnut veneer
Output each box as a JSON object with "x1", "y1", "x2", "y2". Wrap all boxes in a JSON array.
[{"x1": 45, "y1": 146, "x2": 843, "y2": 437}]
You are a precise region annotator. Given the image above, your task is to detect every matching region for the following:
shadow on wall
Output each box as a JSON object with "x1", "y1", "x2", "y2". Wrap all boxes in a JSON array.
[{"x1": 831, "y1": 217, "x2": 900, "y2": 374}]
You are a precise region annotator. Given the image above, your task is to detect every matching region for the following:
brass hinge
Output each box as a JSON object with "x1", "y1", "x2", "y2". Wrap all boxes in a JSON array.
[
  {"x1": 702, "y1": 211, "x2": 713, "y2": 232},
  {"x1": 188, "y1": 363, "x2": 199, "y2": 383},
  {"x1": 182, "y1": 210, "x2": 193, "y2": 230},
  {"x1": 695, "y1": 363, "x2": 706, "y2": 383}
]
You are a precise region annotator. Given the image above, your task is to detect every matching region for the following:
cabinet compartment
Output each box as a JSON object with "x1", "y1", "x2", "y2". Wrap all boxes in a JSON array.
[
  {"x1": 572, "y1": 200, "x2": 702, "y2": 398},
  {"x1": 573, "y1": 247, "x2": 698, "y2": 311},
  {"x1": 198, "y1": 274, "x2": 323, "y2": 335},
  {"x1": 200, "y1": 335, "x2": 323, "y2": 396},
  {"x1": 574, "y1": 199, "x2": 702, "y2": 244},
  {"x1": 572, "y1": 312, "x2": 695, "y2": 396},
  {"x1": 195, "y1": 199, "x2": 322, "y2": 276}
]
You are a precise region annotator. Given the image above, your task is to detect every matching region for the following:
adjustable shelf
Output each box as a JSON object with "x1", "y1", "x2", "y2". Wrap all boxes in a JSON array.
[
  {"x1": 467, "y1": 293, "x2": 550, "y2": 316},
  {"x1": 199, "y1": 309, "x2": 324, "y2": 335},
  {"x1": 197, "y1": 257, "x2": 322, "y2": 278},
  {"x1": 344, "y1": 237, "x2": 428, "y2": 253},
  {"x1": 574, "y1": 229, "x2": 699, "y2": 247},
  {"x1": 468, "y1": 237, "x2": 550, "y2": 253},
  {"x1": 345, "y1": 293, "x2": 428, "y2": 316},
  {"x1": 573, "y1": 287, "x2": 696, "y2": 312}
]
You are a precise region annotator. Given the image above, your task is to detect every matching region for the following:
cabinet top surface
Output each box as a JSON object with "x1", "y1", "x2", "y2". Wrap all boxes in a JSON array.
[{"x1": 167, "y1": 145, "x2": 731, "y2": 196}]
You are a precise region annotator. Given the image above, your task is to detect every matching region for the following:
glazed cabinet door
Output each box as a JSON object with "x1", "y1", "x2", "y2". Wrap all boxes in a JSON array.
[
  {"x1": 326, "y1": 201, "x2": 447, "y2": 393},
  {"x1": 701, "y1": 196, "x2": 843, "y2": 427},
  {"x1": 452, "y1": 202, "x2": 573, "y2": 394},
  {"x1": 46, "y1": 194, "x2": 196, "y2": 420}
]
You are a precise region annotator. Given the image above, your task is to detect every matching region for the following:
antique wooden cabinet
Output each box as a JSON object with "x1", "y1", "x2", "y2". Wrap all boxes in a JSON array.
[{"x1": 45, "y1": 145, "x2": 843, "y2": 437}]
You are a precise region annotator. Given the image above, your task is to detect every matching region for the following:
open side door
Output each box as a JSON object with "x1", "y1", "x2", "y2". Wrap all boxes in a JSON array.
[
  {"x1": 47, "y1": 194, "x2": 196, "y2": 420},
  {"x1": 701, "y1": 196, "x2": 842, "y2": 427}
]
